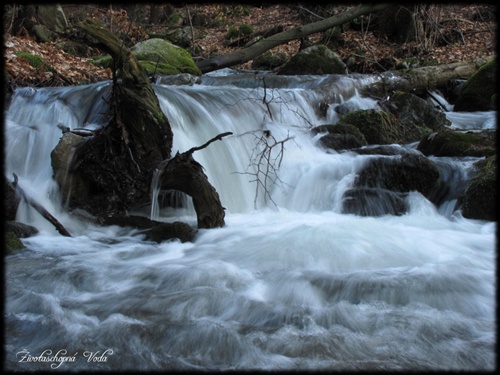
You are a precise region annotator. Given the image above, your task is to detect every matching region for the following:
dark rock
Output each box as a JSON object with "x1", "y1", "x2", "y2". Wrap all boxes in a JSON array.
[
  {"x1": 454, "y1": 58, "x2": 496, "y2": 111},
  {"x1": 277, "y1": 45, "x2": 346, "y2": 75},
  {"x1": 336, "y1": 109, "x2": 401, "y2": 145},
  {"x1": 145, "y1": 221, "x2": 196, "y2": 243},
  {"x1": 5, "y1": 221, "x2": 39, "y2": 238},
  {"x1": 342, "y1": 188, "x2": 408, "y2": 216},
  {"x1": 459, "y1": 155, "x2": 496, "y2": 221},
  {"x1": 5, "y1": 231, "x2": 26, "y2": 254},
  {"x1": 4, "y1": 176, "x2": 20, "y2": 220},
  {"x1": 417, "y1": 129, "x2": 496, "y2": 157},
  {"x1": 388, "y1": 91, "x2": 450, "y2": 141},
  {"x1": 312, "y1": 123, "x2": 367, "y2": 151},
  {"x1": 355, "y1": 154, "x2": 440, "y2": 199},
  {"x1": 102, "y1": 215, "x2": 196, "y2": 243}
]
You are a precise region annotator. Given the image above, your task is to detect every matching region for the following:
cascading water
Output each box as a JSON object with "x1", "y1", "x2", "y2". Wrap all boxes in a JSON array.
[{"x1": 4, "y1": 71, "x2": 496, "y2": 371}]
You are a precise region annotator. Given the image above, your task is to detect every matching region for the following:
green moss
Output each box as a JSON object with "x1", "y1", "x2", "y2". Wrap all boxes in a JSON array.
[
  {"x1": 225, "y1": 23, "x2": 254, "y2": 39},
  {"x1": 455, "y1": 58, "x2": 496, "y2": 111},
  {"x1": 5, "y1": 231, "x2": 26, "y2": 254},
  {"x1": 15, "y1": 51, "x2": 44, "y2": 68},
  {"x1": 338, "y1": 109, "x2": 400, "y2": 145}
]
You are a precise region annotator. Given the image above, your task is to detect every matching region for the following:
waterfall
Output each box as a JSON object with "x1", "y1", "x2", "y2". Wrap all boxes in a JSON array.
[{"x1": 4, "y1": 72, "x2": 496, "y2": 371}]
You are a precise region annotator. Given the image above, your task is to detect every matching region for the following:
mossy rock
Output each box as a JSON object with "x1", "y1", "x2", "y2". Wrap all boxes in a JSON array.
[
  {"x1": 389, "y1": 91, "x2": 450, "y2": 142},
  {"x1": 131, "y1": 38, "x2": 201, "y2": 76},
  {"x1": 92, "y1": 38, "x2": 201, "y2": 76},
  {"x1": 454, "y1": 58, "x2": 496, "y2": 111},
  {"x1": 277, "y1": 45, "x2": 346, "y2": 75},
  {"x1": 312, "y1": 123, "x2": 367, "y2": 151},
  {"x1": 417, "y1": 129, "x2": 496, "y2": 157},
  {"x1": 355, "y1": 154, "x2": 440, "y2": 199},
  {"x1": 252, "y1": 51, "x2": 287, "y2": 70},
  {"x1": 5, "y1": 231, "x2": 26, "y2": 254},
  {"x1": 336, "y1": 109, "x2": 401, "y2": 145},
  {"x1": 460, "y1": 155, "x2": 496, "y2": 221}
]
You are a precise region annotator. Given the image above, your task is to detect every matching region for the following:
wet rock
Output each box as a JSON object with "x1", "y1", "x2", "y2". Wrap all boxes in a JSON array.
[
  {"x1": 5, "y1": 231, "x2": 26, "y2": 254},
  {"x1": 4, "y1": 176, "x2": 20, "y2": 221},
  {"x1": 51, "y1": 132, "x2": 89, "y2": 205},
  {"x1": 312, "y1": 124, "x2": 367, "y2": 151},
  {"x1": 145, "y1": 222, "x2": 196, "y2": 243},
  {"x1": 417, "y1": 129, "x2": 496, "y2": 157},
  {"x1": 454, "y1": 58, "x2": 496, "y2": 111},
  {"x1": 102, "y1": 215, "x2": 196, "y2": 243},
  {"x1": 354, "y1": 154, "x2": 440, "y2": 199},
  {"x1": 342, "y1": 188, "x2": 408, "y2": 216},
  {"x1": 388, "y1": 91, "x2": 450, "y2": 140},
  {"x1": 459, "y1": 155, "x2": 496, "y2": 221},
  {"x1": 336, "y1": 109, "x2": 401, "y2": 145},
  {"x1": 5, "y1": 221, "x2": 39, "y2": 238}
]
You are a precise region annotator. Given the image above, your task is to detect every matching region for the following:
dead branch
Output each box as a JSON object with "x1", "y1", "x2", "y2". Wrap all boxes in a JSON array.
[
  {"x1": 10, "y1": 173, "x2": 72, "y2": 237},
  {"x1": 185, "y1": 131, "x2": 233, "y2": 156}
]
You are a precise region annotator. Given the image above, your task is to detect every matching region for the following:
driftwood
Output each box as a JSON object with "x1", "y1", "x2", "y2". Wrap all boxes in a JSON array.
[
  {"x1": 157, "y1": 132, "x2": 233, "y2": 229},
  {"x1": 10, "y1": 173, "x2": 71, "y2": 237}
]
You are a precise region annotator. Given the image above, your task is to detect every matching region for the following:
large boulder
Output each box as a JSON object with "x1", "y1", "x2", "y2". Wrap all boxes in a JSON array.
[
  {"x1": 342, "y1": 187, "x2": 408, "y2": 216},
  {"x1": 336, "y1": 109, "x2": 402, "y2": 145},
  {"x1": 454, "y1": 58, "x2": 496, "y2": 112},
  {"x1": 417, "y1": 129, "x2": 496, "y2": 157},
  {"x1": 93, "y1": 38, "x2": 201, "y2": 76},
  {"x1": 131, "y1": 38, "x2": 201, "y2": 76},
  {"x1": 388, "y1": 91, "x2": 450, "y2": 140},
  {"x1": 277, "y1": 45, "x2": 346, "y2": 75},
  {"x1": 459, "y1": 155, "x2": 496, "y2": 221},
  {"x1": 354, "y1": 154, "x2": 440, "y2": 199}
]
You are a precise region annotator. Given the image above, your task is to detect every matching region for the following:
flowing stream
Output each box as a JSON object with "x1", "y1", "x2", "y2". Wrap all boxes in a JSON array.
[{"x1": 4, "y1": 70, "x2": 496, "y2": 371}]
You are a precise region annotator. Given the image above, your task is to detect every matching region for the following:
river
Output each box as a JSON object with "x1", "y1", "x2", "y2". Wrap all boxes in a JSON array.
[{"x1": 4, "y1": 70, "x2": 496, "y2": 371}]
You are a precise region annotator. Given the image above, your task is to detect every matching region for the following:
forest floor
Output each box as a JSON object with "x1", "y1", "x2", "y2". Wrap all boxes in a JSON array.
[{"x1": 3, "y1": 3, "x2": 496, "y2": 87}]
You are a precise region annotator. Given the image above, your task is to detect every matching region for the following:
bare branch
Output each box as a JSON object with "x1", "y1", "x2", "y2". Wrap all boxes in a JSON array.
[{"x1": 10, "y1": 173, "x2": 72, "y2": 237}]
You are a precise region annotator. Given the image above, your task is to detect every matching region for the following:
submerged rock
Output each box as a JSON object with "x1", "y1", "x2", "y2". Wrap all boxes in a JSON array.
[{"x1": 102, "y1": 215, "x2": 196, "y2": 243}]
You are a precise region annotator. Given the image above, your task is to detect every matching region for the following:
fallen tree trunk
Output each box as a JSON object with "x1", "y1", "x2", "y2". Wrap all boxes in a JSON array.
[
  {"x1": 196, "y1": 3, "x2": 391, "y2": 74},
  {"x1": 157, "y1": 132, "x2": 232, "y2": 229},
  {"x1": 361, "y1": 57, "x2": 491, "y2": 98}
]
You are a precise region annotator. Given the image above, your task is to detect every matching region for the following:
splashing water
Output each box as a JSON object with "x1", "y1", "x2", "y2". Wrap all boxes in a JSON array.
[{"x1": 4, "y1": 72, "x2": 496, "y2": 371}]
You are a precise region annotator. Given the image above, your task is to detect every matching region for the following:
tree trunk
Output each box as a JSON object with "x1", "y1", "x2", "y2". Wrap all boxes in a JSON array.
[
  {"x1": 69, "y1": 20, "x2": 230, "y2": 229},
  {"x1": 361, "y1": 57, "x2": 491, "y2": 98},
  {"x1": 71, "y1": 19, "x2": 173, "y2": 217},
  {"x1": 157, "y1": 133, "x2": 232, "y2": 229},
  {"x1": 196, "y1": 3, "x2": 391, "y2": 74}
]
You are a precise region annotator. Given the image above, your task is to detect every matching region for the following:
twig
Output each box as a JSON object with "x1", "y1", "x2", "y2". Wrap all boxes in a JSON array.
[{"x1": 185, "y1": 132, "x2": 233, "y2": 155}]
